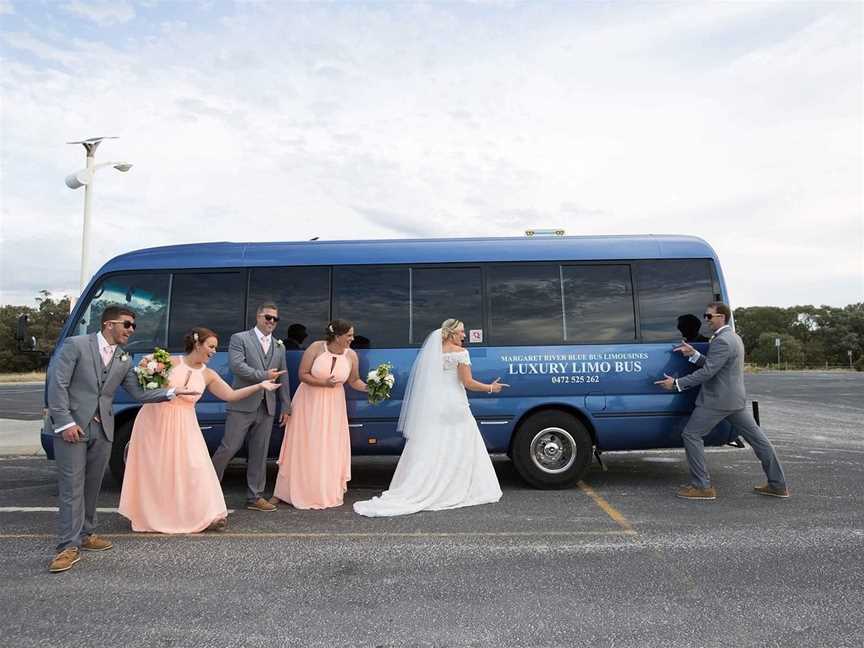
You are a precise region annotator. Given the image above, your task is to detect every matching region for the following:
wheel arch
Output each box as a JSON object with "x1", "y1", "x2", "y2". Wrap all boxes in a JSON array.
[{"x1": 507, "y1": 403, "x2": 598, "y2": 456}]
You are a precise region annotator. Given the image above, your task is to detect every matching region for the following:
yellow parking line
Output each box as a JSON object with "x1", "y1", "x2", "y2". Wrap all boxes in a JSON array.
[{"x1": 578, "y1": 481, "x2": 637, "y2": 536}]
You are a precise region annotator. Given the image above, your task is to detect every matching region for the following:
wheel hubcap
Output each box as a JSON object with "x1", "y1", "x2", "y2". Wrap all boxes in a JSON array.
[{"x1": 530, "y1": 427, "x2": 577, "y2": 474}]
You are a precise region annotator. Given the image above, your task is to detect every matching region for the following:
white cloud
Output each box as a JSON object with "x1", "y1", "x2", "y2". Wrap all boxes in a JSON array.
[
  {"x1": 0, "y1": 2, "x2": 861, "y2": 307},
  {"x1": 2, "y1": 32, "x2": 78, "y2": 66},
  {"x1": 61, "y1": 0, "x2": 135, "y2": 26}
]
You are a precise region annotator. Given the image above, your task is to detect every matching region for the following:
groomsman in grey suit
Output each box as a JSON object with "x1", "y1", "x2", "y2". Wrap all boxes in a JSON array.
[
  {"x1": 46, "y1": 306, "x2": 196, "y2": 573},
  {"x1": 211, "y1": 303, "x2": 291, "y2": 511},
  {"x1": 656, "y1": 302, "x2": 788, "y2": 500}
]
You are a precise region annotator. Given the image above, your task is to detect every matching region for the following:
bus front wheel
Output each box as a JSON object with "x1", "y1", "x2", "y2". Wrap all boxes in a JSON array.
[
  {"x1": 109, "y1": 419, "x2": 134, "y2": 486},
  {"x1": 511, "y1": 411, "x2": 593, "y2": 489}
]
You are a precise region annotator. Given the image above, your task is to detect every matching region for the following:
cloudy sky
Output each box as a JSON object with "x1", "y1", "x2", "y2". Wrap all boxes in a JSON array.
[{"x1": 0, "y1": 0, "x2": 861, "y2": 308}]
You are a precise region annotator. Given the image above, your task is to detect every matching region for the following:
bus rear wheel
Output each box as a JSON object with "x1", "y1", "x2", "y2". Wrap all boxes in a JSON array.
[{"x1": 511, "y1": 411, "x2": 593, "y2": 489}]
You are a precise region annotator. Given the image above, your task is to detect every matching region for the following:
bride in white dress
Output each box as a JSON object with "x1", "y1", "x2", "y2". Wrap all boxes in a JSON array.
[{"x1": 353, "y1": 319, "x2": 508, "y2": 517}]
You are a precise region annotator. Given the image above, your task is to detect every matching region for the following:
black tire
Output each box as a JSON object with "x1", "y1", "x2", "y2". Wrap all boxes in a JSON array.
[
  {"x1": 511, "y1": 410, "x2": 593, "y2": 489},
  {"x1": 109, "y1": 418, "x2": 134, "y2": 486}
]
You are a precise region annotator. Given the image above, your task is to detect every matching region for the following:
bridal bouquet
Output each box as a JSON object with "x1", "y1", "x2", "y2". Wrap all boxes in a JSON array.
[
  {"x1": 134, "y1": 348, "x2": 173, "y2": 390},
  {"x1": 366, "y1": 362, "x2": 395, "y2": 405}
]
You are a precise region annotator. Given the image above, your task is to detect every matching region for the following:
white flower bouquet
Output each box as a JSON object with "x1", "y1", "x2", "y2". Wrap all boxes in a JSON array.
[
  {"x1": 133, "y1": 347, "x2": 173, "y2": 390},
  {"x1": 366, "y1": 362, "x2": 395, "y2": 405}
]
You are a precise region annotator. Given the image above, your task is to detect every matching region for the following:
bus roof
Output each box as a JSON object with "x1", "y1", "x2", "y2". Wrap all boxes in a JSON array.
[{"x1": 97, "y1": 234, "x2": 719, "y2": 274}]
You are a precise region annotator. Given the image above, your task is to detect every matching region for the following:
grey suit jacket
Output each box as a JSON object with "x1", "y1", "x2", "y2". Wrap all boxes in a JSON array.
[
  {"x1": 226, "y1": 329, "x2": 291, "y2": 415},
  {"x1": 676, "y1": 327, "x2": 747, "y2": 411},
  {"x1": 46, "y1": 333, "x2": 171, "y2": 441}
]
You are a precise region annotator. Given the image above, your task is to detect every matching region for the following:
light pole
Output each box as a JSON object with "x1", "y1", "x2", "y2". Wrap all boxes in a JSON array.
[{"x1": 65, "y1": 136, "x2": 133, "y2": 295}]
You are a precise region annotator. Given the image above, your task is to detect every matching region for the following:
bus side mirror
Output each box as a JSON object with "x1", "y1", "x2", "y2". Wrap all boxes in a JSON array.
[{"x1": 15, "y1": 314, "x2": 37, "y2": 352}]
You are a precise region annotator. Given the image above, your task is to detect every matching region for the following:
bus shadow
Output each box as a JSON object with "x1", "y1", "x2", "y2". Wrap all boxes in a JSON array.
[
  {"x1": 212, "y1": 451, "x2": 702, "y2": 497},
  {"x1": 204, "y1": 444, "x2": 757, "y2": 502}
]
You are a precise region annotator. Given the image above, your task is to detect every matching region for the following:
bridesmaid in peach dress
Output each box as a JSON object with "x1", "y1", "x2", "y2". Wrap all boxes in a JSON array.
[
  {"x1": 119, "y1": 327, "x2": 281, "y2": 533},
  {"x1": 271, "y1": 319, "x2": 367, "y2": 509}
]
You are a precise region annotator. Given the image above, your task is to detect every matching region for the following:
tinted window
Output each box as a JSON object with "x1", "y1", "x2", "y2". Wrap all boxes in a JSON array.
[
  {"x1": 75, "y1": 273, "x2": 170, "y2": 352},
  {"x1": 488, "y1": 265, "x2": 563, "y2": 345},
  {"x1": 638, "y1": 260, "x2": 715, "y2": 342},
  {"x1": 169, "y1": 272, "x2": 245, "y2": 349},
  {"x1": 333, "y1": 266, "x2": 409, "y2": 348},
  {"x1": 247, "y1": 267, "x2": 330, "y2": 350},
  {"x1": 411, "y1": 267, "x2": 483, "y2": 344},
  {"x1": 562, "y1": 265, "x2": 635, "y2": 342}
]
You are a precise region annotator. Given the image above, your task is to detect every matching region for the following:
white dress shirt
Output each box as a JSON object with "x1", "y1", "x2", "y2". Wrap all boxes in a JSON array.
[
  {"x1": 254, "y1": 327, "x2": 272, "y2": 354},
  {"x1": 97, "y1": 331, "x2": 116, "y2": 365}
]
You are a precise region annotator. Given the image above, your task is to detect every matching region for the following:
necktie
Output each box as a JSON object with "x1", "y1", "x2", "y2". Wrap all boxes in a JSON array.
[
  {"x1": 261, "y1": 336, "x2": 270, "y2": 354},
  {"x1": 101, "y1": 345, "x2": 114, "y2": 367}
]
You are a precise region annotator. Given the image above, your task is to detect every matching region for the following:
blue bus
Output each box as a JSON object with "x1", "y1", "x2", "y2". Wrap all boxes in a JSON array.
[{"x1": 40, "y1": 234, "x2": 738, "y2": 488}]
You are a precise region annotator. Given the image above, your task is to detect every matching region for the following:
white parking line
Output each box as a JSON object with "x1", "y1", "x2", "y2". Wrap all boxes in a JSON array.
[
  {"x1": 0, "y1": 507, "x2": 236, "y2": 513},
  {"x1": 0, "y1": 530, "x2": 638, "y2": 540},
  {"x1": 0, "y1": 507, "x2": 121, "y2": 513}
]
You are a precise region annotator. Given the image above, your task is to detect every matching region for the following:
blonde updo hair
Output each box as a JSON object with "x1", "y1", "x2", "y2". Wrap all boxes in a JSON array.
[{"x1": 440, "y1": 319, "x2": 463, "y2": 341}]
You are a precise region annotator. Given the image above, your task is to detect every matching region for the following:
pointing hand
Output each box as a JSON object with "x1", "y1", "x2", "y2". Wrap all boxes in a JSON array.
[
  {"x1": 654, "y1": 374, "x2": 676, "y2": 391},
  {"x1": 674, "y1": 341, "x2": 696, "y2": 357},
  {"x1": 489, "y1": 378, "x2": 510, "y2": 393}
]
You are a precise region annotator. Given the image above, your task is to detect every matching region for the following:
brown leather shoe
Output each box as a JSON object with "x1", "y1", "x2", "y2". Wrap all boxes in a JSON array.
[
  {"x1": 268, "y1": 496, "x2": 283, "y2": 506},
  {"x1": 754, "y1": 484, "x2": 790, "y2": 498},
  {"x1": 247, "y1": 497, "x2": 277, "y2": 512},
  {"x1": 49, "y1": 547, "x2": 81, "y2": 573},
  {"x1": 81, "y1": 534, "x2": 113, "y2": 552},
  {"x1": 677, "y1": 484, "x2": 717, "y2": 500}
]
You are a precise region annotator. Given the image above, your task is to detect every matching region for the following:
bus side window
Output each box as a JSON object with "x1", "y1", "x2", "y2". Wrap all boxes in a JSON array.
[
  {"x1": 247, "y1": 266, "x2": 331, "y2": 350},
  {"x1": 168, "y1": 272, "x2": 245, "y2": 350},
  {"x1": 410, "y1": 267, "x2": 482, "y2": 345},
  {"x1": 562, "y1": 264, "x2": 636, "y2": 343},
  {"x1": 637, "y1": 260, "x2": 716, "y2": 342},
  {"x1": 333, "y1": 266, "x2": 410, "y2": 349},
  {"x1": 487, "y1": 264, "x2": 563, "y2": 345}
]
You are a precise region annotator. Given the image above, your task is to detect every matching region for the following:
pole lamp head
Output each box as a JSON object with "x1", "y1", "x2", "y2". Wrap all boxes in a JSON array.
[
  {"x1": 65, "y1": 169, "x2": 92, "y2": 189},
  {"x1": 65, "y1": 162, "x2": 132, "y2": 188}
]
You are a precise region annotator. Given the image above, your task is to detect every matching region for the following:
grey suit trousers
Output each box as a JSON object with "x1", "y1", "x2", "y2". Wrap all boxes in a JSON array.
[
  {"x1": 53, "y1": 420, "x2": 112, "y2": 551},
  {"x1": 682, "y1": 406, "x2": 787, "y2": 489},
  {"x1": 211, "y1": 403, "x2": 274, "y2": 502}
]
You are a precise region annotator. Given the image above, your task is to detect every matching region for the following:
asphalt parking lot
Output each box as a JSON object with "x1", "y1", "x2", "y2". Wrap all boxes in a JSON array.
[{"x1": 1, "y1": 371, "x2": 862, "y2": 647}]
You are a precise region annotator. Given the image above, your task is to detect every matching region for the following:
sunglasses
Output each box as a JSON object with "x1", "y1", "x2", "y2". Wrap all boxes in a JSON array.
[
  {"x1": 108, "y1": 319, "x2": 137, "y2": 330},
  {"x1": 703, "y1": 313, "x2": 722, "y2": 320},
  {"x1": 262, "y1": 314, "x2": 280, "y2": 323}
]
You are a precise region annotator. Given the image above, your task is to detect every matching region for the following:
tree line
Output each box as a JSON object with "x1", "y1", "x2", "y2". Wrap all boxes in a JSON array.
[
  {"x1": 0, "y1": 291, "x2": 71, "y2": 372},
  {"x1": 734, "y1": 303, "x2": 864, "y2": 370},
  {"x1": 0, "y1": 291, "x2": 862, "y2": 372}
]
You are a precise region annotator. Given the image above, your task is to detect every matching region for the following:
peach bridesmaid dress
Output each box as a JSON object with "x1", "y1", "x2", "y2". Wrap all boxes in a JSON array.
[
  {"x1": 119, "y1": 358, "x2": 227, "y2": 532},
  {"x1": 273, "y1": 343, "x2": 352, "y2": 509}
]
